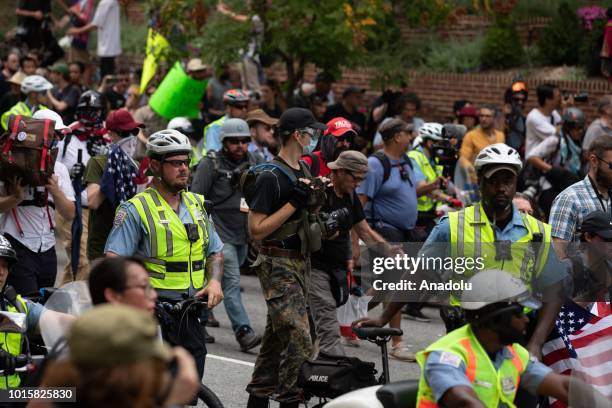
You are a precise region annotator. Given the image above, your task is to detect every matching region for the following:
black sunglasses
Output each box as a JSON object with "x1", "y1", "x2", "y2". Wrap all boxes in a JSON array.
[
  {"x1": 163, "y1": 159, "x2": 190, "y2": 168},
  {"x1": 226, "y1": 138, "x2": 251, "y2": 145}
]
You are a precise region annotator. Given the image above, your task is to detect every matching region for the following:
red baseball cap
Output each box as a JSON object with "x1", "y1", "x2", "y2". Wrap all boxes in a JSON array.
[
  {"x1": 105, "y1": 109, "x2": 143, "y2": 132},
  {"x1": 325, "y1": 117, "x2": 357, "y2": 137}
]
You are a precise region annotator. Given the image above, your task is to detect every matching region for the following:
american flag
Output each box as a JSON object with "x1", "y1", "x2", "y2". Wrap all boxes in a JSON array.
[{"x1": 542, "y1": 301, "x2": 612, "y2": 406}]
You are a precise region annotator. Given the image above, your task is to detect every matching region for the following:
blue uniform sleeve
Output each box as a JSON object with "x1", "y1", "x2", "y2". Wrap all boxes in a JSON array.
[
  {"x1": 24, "y1": 300, "x2": 44, "y2": 334},
  {"x1": 204, "y1": 124, "x2": 222, "y2": 152},
  {"x1": 356, "y1": 156, "x2": 384, "y2": 199},
  {"x1": 534, "y1": 242, "x2": 570, "y2": 291},
  {"x1": 411, "y1": 157, "x2": 426, "y2": 184},
  {"x1": 104, "y1": 202, "x2": 143, "y2": 256},
  {"x1": 519, "y1": 359, "x2": 553, "y2": 395},
  {"x1": 424, "y1": 351, "x2": 472, "y2": 403},
  {"x1": 206, "y1": 219, "x2": 224, "y2": 255}
]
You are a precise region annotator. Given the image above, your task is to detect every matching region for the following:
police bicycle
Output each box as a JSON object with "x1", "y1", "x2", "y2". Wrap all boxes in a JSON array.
[{"x1": 155, "y1": 296, "x2": 224, "y2": 408}]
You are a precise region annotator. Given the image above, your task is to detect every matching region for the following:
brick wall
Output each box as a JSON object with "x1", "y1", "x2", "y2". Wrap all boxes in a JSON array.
[{"x1": 268, "y1": 65, "x2": 611, "y2": 125}]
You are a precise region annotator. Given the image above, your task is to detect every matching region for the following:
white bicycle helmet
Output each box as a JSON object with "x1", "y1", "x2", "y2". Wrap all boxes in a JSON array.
[
  {"x1": 33, "y1": 109, "x2": 71, "y2": 132},
  {"x1": 461, "y1": 270, "x2": 541, "y2": 311},
  {"x1": 146, "y1": 129, "x2": 192, "y2": 157},
  {"x1": 474, "y1": 143, "x2": 522, "y2": 173},
  {"x1": 418, "y1": 122, "x2": 444, "y2": 141},
  {"x1": 167, "y1": 117, "x2": 194, "y2": 134},
  {"x1": 21, "y1": 75, "x2": 53, "y2": 94}
]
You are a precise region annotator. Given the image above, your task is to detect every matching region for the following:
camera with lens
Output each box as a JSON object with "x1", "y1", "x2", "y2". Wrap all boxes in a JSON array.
[
  {"x1": 562, "y1": 91, "x2": 588, "y2": 103},
  {"x1": 318, "y1": 208, "x2": 351, "y2": 238}
]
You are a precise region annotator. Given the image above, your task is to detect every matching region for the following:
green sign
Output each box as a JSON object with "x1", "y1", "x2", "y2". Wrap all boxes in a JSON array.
[{"x1": 149, "y1": 62, "x2": 206, "y2": 119}]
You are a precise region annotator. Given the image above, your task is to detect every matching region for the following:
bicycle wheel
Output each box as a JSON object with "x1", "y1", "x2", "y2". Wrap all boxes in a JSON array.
[{"x1": 198, "y1": 383, "x2": 224, "y2": 408}]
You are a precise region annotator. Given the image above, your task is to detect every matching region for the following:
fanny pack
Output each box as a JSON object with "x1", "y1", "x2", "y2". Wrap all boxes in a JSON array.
[{"x1": 297, "y1": 352, "x2": 377, "y2": 398}]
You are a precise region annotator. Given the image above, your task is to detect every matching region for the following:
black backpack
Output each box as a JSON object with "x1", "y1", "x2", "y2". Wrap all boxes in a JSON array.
[{"x1": 371, "y1": 150, "x2": 413, "y2": 186}]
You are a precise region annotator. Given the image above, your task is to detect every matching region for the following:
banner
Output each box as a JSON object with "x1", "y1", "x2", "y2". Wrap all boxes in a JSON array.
[
  {"x1": 149, "y1": 62, "x2": 207, "y2": 119},
  {"x1": 139, "y1": 28, "x2": 169, "y2": 94}
]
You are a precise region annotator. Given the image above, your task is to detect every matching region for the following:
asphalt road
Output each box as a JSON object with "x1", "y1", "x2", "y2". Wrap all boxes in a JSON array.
[{"x1": 56, "y1": 250, "x2": 446, "y2": 408}]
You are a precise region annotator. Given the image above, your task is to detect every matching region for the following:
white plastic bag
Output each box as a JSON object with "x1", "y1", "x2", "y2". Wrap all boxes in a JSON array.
[{"x1": 337, "y1": 294, "x2": 372, "y2": 338}]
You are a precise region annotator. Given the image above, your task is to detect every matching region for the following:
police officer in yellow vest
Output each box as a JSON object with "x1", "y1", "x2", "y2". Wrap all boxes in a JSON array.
[
  {"x1": 1, "y1": 75, "x2": 51, "y2": 130},
  {"x1": 0, "y1": 235, "x2": 74, "y2": 388},
  {"x1": 354, "y1": 144, "x2": 566, "y2": 361},
  {"x1": 104, "y1": 128, "x2": 225, "y2": 379},
  {"x1": 416, "y1": 270, "x2": 569, "y2": 408}
]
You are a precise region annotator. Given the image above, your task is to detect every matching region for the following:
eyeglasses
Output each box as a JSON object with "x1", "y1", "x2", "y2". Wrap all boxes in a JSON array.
[
  {"x1": 346, "y1": 170, "x2": 365, "y2": 182},
  {"x1": 124, "y1": 283, "x2": 156, "y2": 296},
  {"x1": 226, "y1": 138, "x2": 251, "y2": 145},
  {"x1": 300, "y1": 128, "x2": 319, "y2": 140},
  {"x1": 163, "y1": 159, "x2": 190, "y2": 168},
  {"x1": 596, "y1": 155, "x2": 612, "y2": 170}
]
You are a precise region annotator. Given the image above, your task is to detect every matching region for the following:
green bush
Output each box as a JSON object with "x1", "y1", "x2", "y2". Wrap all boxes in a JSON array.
[
  {"x1": 580, "y1": 18, "x2": 606, "y2": 76},
  {"x1": 537, "y1": 1, "x2": 582, "y2": 66},
  {"x1": 481, "y1": 17, "x2": 524, "y2": 69},
  {"x1": 422, "y1": 37, "x2": 484, "y2": 73}
]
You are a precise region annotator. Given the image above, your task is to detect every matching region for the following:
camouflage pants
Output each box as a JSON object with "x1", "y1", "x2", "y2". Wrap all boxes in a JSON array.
[{"x1": 246, "y1": 254, "x2": 313, "y2": 403}]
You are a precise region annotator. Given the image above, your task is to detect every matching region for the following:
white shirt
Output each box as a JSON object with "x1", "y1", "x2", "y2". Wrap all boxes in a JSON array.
[
  {"x1": 56, "y1": 137, "x2": 90, "y2": 206},
  {"x1": 92, "y1": 0, "x2": 122, "y2": 57},
  {"x1": 0, "y1": 162, "x2": 76, "y2": 252},
  {"x1": 525, "y1": 108, "x2": 561, "y2": 157}
]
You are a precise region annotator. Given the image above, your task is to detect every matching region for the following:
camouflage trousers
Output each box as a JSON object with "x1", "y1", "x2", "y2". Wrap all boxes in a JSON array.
[{"x1": 246, "y1": 254, "x2": 313, "y2": 403}]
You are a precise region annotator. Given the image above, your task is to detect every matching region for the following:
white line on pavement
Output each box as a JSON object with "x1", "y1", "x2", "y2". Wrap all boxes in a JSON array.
[{"x1": 208, "y1": 354, "x2": 255, "y2": 367}]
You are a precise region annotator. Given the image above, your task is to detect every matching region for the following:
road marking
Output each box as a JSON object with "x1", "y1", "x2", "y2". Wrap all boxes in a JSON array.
[{"x1": 208, "y1": 354, "x2": 255, "y2": 367}]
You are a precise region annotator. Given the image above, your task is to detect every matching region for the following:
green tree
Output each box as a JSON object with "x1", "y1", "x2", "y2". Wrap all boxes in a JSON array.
[
  {"x1": 537, "y1": 1, "x2": 582, "y2": 66},
  {"x1": 144, "y1": 0, "x2": 397, "y2": 98}
]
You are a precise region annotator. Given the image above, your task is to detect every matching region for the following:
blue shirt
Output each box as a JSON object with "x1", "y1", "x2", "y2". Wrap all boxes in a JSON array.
[
  {"x1": 204, "y1": 116, "x2": 225, "y2": 153},
  {"x1": 425, "y1": 347, "x2": 552, "y2": 406},
  {"x1": 421, "y1": 204, "x2": 568, "y2": 290},
  {"x1": 248, "y1": 142, "x2": 273, "y2": 162},
  {"x1": 104, "y1": 192, "x2": 224, "y2": 298},
  {"x1": 356, "y1": 153, "x2": 418, "y2": 231}
]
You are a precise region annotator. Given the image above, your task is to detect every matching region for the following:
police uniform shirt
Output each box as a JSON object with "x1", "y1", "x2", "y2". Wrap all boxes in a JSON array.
[
  {"x1": 420, "y1": 204, "x2": 569, "y2": 291},
  {"x1": 424, "y1": 348, "x2": 552, "y2": 406},
  {"x1": 104, "y1": 195, "x2": 224, "y2": 299},
  {"x1": 0, "y1": 161, "x2": 76, "y2": 252}
]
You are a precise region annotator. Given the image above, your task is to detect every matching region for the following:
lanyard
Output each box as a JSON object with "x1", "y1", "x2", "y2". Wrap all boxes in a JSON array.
[{"x1": 588, "y1": 176, "x2": 609, "y2": 212}]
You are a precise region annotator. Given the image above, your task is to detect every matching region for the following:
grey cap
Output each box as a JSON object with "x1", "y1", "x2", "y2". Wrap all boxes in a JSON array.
[
  {"x1": 461, "y1": 269, "x2": 541, "y2": 311},
  {"x1": 220, "y1": 118, "x2": 251, "y2": 142}
]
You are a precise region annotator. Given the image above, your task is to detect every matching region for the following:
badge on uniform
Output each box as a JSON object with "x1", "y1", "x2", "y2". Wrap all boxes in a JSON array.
[
  {"x1": 438, "y1": 352, "x2": 461, "y2": 368},
  {"x1": 114, "y1": 209, "x2": 127, "y2": 226},
  {"x1": 239, "y1": 197, "x2": 249, "y2": 213},
  {"x1": 501, "y1": 376, "x2": 516, "y2": 394}
]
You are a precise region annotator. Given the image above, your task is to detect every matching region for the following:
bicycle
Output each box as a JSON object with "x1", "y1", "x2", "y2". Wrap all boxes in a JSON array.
[{"x1": 155, "y1": 297, "x2": 224, "y2": 408}]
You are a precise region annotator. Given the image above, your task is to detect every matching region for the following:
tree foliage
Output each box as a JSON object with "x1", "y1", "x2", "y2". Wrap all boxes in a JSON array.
[{"x1": 143, "y1": 0, "x2": 399, "y2": 96}]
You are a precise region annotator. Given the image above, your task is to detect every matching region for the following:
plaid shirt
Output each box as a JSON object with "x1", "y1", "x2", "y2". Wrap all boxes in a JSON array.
[{"x1": 549, "y1": 175, "x2": 611, "y2": 240}]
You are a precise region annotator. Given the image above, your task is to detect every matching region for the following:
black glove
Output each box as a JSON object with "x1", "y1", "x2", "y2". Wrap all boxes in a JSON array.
[
  {"x1": 545, "y1": 166, "x2": 572, "y2": 186},
  {"x1": 0, "y1": 349, "x2": 16, "y2": 375},
  {"x1": 289, "y1": 180, "x2": 310, "y2": 209},
  {"x1": 70, "y1": 162, "x2": 85, "y2": 182},
  {"x1": 87, "y1": 138, "x2": 109, "y2": 157}
]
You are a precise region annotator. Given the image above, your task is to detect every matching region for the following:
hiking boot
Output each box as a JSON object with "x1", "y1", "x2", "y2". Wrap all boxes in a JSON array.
[
  {"x1": 206, "y1": 310, "x2": 220, "y2": 327},
  {"x1": 403, "y1": 308, "x2": 432, "y2": 323},
  {"x1": 237, "y1": 326, "x2": 262, "y2": 352},
  {"x1": 202, "y1": 325, "x2": 215, "y2": 343}
]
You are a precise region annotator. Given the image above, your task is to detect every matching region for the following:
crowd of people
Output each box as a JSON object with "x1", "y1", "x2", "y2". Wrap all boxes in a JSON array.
[{"x1": 0, "y1": 2, "x2": 610, "y2": 408}]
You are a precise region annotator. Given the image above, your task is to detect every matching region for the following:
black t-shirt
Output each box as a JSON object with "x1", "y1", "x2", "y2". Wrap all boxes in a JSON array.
[
  {"x1": 311, "y1": 188, "x2": 365, "y2": 271},
  {"x1": 250, "y1": 157, "x2": 305, "y2": 249},
  {"x1": 17, "y1": 0, "x2": 51, "y2": 31},
  {"x1": 104, "y1": 89, "x2": 126, "y2": 110},
  {"x1": 52, "y1": 84, "x2": 81, "y2": 124},
  {"x1": 323, "y1": 103, "x2": 366, "y2": 130}
]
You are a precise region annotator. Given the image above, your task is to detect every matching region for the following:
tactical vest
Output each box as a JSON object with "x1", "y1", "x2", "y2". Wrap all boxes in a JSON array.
[
  {"x1": 0, "y1": 294, "x2": 28, "y2": 389},
  {"x1": 407, "y1": 148, "x2": 443, "y2": 212},
  {"x1": 128, "y1": 188, "x2": 210, "y2": 290},
  {"x1": 448, "y1": 204, "x2": 551, "y2": 306},
  {"x1": 0, "y1": 102, "x2": 47, "y2": 131},
  {"x1": 416, "y1": 324, "x2": 530, "y2": 408}
]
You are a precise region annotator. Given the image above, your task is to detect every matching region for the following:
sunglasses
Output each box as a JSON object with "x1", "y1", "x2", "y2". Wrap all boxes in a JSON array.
[
  {"x1": 596, "y1": 155, "x2": 612, "y2": 170},
  {"x1": 163, "y1": 159, "x2": 190, "y2": 168},
  {"x1": 346, "y1": 170, "x2": 365, "y2": 182},
  {"x1": 226, "y1": 138, "x2": 251, "y2": 145}
]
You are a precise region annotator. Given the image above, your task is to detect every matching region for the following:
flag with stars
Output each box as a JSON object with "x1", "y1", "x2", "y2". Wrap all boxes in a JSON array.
[{"x1": 542, "y1": 300, "x2": 612, "y2": 406}]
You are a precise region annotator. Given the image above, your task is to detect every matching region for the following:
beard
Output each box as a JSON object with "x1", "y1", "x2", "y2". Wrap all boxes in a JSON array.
[
  {"x1": 497, "y1": 325, "x2": 526, "y2": 345},
  {"x1": 595, "y1": 165, "x2": 612, "y2": 190}
]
